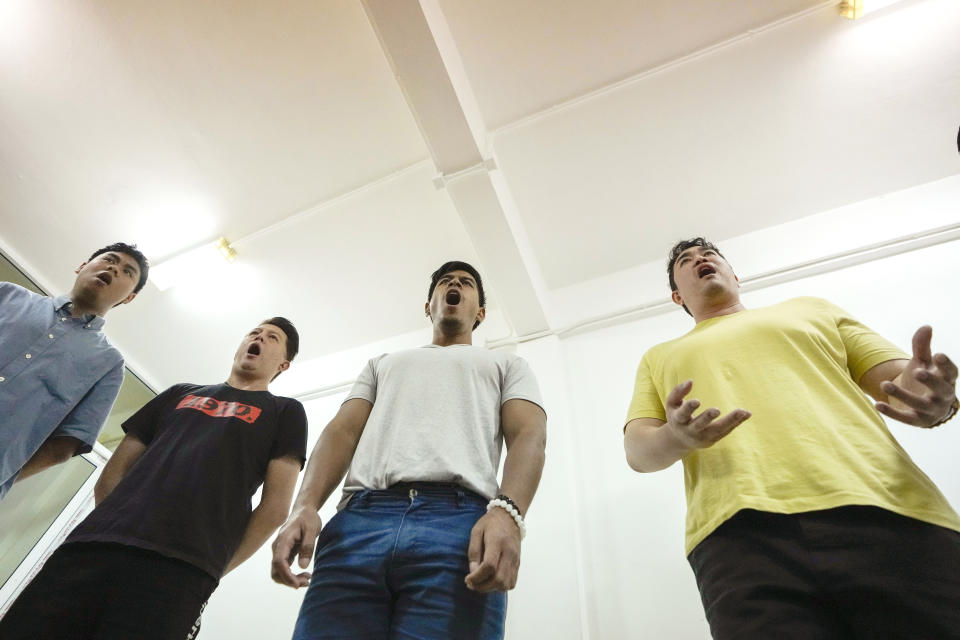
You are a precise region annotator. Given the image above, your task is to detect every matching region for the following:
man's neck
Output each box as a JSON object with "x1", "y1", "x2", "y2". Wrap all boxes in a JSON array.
[
  {"x1": 68, "y1": 292, "x2": 106, "y2": 318},
  {"x1": 692, "y1": 300, "x2": 746, "y2": 323},
  {"x1": 431, "y1": 329, "x2": 473, "y2": 347},
  {"x1": 226, "y1": 373, "x2": 271, "y2": 392}
]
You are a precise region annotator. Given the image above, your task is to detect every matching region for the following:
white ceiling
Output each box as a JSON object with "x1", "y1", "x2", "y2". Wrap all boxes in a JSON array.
[{"x1": 1, "y1": 0, "x2": 958, "y2": 390}]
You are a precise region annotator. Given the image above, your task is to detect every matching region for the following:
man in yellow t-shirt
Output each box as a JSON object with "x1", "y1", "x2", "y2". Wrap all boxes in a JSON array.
[{"x1": 624, "y1": 237, "x2": 960, "y2": 639}]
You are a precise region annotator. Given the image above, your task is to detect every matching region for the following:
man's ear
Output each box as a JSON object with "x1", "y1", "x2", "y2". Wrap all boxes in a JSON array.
[
  {"x1": 671, "y1": 290, "x2": 684, "y2": 307},
  {"x1": 424, "y1": 301, "x2": 431, "y2": 319},
  {"x1": 119, "y1": 292, "x2": 137, "y2": 306},
  {"x1": 75, "y1": 261, "x2": 88, "y2": 275},
  {"x1": 475, "y1": 306, "x2": 486, "y2": 326},
  {"x1": 277, "y1": 360, "x2": 290, "y2": 375}
]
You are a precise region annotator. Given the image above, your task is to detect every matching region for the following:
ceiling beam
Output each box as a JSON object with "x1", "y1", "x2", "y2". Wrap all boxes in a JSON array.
[{"x1": 362, "y1": 0, "x2": 550, "y2": 336}]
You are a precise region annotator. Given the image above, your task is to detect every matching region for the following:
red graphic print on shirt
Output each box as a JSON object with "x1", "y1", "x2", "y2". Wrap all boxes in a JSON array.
[{"x1": 176, "y1": 395, "x2": 262, "y2": 424}]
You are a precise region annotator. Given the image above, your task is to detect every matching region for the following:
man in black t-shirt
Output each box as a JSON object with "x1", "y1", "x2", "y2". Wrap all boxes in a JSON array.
[{"x1": 0, "y1": 317, "x2": 309, "y2": 640}]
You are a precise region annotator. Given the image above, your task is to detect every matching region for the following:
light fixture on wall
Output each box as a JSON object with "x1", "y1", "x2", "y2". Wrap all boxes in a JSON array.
[
  {"x1": 840, "y1": 0, "x2": 906, "y2": 19},
  {"x1": 215, "y1": 236, "x2": 238, "y2": 263},
  {"x1": 150, "y1": 236, "x2": 238, "y2": 291}
]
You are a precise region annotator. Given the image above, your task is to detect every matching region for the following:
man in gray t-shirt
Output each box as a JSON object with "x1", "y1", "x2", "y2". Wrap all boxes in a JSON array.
[{"x1": 272, "y1": 261, "x2": 547, "y2": 640}]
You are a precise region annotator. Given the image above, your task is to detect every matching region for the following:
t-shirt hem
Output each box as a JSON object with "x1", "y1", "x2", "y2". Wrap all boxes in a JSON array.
[
  {"x1": 685, "y1": 493, "x2": 960, "y2": 555},
  {"x1": 65, "y1": 533, "x2": 222, "y2": 581}
]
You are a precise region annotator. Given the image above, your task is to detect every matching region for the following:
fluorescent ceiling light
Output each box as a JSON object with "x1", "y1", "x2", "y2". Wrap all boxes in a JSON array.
[
  {"x1": 840, "y1": 0, "x2": 907, "y2": 19},
  {"x1": 151, "y1": 236, "x2": 238, "y2": 291}
]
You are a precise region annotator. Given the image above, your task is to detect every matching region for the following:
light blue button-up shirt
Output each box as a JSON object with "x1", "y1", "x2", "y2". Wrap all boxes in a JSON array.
[{"x1": 0, "y1": 282, "x2": 124, "y2": 499}]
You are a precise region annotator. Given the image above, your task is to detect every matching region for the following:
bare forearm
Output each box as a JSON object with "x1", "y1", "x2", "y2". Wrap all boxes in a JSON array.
[
  {"x1": 17, "y1": 439, "x2": 76, "y2": 482},
  {"x1": 94, "y1": 470, "x2": 125, "y2": 505},
  {"x1": 17, "y1": 450, "x2": 68, "y2": 481},
  {"x1": 224, "y1": 506, "x2": 286, "y2": 575},
  {"x1": 292, "y1": 426, "x2": 359, "y2": 513},
  {"x1": 498, "y1": 428, "x2": 546, "y2": 515},
  {"x1": 624, "y1": 422, "x2": 690, "y2": 473}
]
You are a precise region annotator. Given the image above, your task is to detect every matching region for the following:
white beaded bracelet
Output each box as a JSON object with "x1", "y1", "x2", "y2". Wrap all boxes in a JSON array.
[{"x1": 487, "y1": 498, "x2": 527, "y2": 540}]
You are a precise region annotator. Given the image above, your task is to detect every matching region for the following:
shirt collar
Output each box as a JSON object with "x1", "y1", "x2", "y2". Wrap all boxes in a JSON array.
[{"x1": 54, "y1": 294, "x2": 106, "y2": 330}]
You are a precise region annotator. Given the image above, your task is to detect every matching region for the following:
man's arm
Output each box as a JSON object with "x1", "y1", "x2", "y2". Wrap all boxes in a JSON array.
[
  {"x1": 16, "y1": 436, "x2": 84, "y2": 482},
  {"x1": 859, "y1": 326, "x2": 958, "y2": 427},
  {"x1": 464, "y1": 398, "x2": 546, "y2": 593},
  {"x1": 270, "y1": 398, "x2": 372, "y2": 588},
  {"x1": 623, "y1": 380, "x2": 751, "y2": 473},
  {"x1": 93, "y1": 434, "x2": 147, "y2": 504},
  {"x1": 224, "y1": 456, "x2": 302, "y2": 576}
]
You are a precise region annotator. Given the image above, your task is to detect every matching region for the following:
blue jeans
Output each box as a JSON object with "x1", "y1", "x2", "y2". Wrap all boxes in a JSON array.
[{"x1": 292, "y1": 483, "x2": 507, "y2": 640}]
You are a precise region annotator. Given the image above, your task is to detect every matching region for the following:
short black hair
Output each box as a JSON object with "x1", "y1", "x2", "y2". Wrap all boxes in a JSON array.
[
  {"x1": 261, "y1": 316, "x2": 299, "y2": 361},
  {"x1": 89, "y1": 243, "x2": 150, "y2": 293},
  {"x1": 427, "y1": 261, "x2": 486, "y2": 330},
  {"x1": 666, "y1": 237, "x2": 726, "y2": 316}
]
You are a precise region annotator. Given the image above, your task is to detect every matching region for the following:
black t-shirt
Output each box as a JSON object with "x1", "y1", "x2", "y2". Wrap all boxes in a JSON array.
[{"x1": 67, "y1": 383, "x2": 308, "y2": 578}]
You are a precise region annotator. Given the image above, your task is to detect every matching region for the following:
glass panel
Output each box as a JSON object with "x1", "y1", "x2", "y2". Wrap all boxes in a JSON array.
[
  {"x1": 0, "y1": 456, "x2": 96, "y2": 587},
  {"x1": 98, "y1": 372, "x2": 155, "y2": 451}
]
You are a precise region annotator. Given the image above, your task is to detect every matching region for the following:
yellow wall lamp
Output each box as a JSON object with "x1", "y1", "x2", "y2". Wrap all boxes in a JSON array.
[{"x1": 840, "y1": 0, "x2": 906, "y2": 19}]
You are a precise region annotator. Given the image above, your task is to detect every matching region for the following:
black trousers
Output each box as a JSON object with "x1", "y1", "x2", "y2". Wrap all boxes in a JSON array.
[
  {"x1": 0, "y1": 542, "x2": 217, "y2": 640},
  {"x1": 688, "y1": 506, "x2": 960, "y2": 640}
]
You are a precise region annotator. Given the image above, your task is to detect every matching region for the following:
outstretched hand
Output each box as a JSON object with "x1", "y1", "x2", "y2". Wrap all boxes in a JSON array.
[
  {"x1": 663, "y1": 380, "x2": 751, "y2": 450},
  {"x1": 270, "y1": 508, "x2": 323, "y2": 589},
  {"x1": 877, "y1": 326, "x2": 958, "y2": 427}
]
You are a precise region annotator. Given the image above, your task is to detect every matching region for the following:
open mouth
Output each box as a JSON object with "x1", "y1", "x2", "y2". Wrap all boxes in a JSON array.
[
  {"x1": 96, "y1": 272, "x2": 113, "y2": 285},
  {"x1": 445, "y1": 289, "x2": 462, "y2": 305},
  {"x1": 697, "y1": 264, "x2": 717, "y2": 278},
  {"x1": 246, "y1": 343, "x2": 261, "y2": 357}
]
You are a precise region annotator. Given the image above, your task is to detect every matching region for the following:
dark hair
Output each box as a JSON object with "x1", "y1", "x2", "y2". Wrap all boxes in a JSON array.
[
  {"x1": 261, "y1": 317, "x2": 299, "y2": 361},
  {"x1": 89, "y1": 243, "x2": 150, "y2": 293},
  {"x1": 666, "y1": 237, "x2": 726, "y2": 316},
  {"x1": 427, "y1": 261, "x2": 486, "y2": 330}
]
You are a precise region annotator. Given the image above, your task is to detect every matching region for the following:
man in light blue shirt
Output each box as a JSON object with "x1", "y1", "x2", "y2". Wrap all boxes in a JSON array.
[{"x1": 0, "y1": 242, "x2": 149, "y2": 500}]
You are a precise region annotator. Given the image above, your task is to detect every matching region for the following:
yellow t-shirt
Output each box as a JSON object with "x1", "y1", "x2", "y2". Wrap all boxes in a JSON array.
[{"x1": 627, "y1": 296, "x2": 960, "y2": 555}]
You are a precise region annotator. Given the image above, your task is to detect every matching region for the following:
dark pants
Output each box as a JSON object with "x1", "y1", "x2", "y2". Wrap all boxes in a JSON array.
[
  {"x1": 688, "y1": 506, "x2": 960, "y2": 640},
  {"x1": 0, "y1": 542, "x2": 217, "y2": 640},
  {"x1": 292, "y1": 483, "x2": 507, "y2": 640}
]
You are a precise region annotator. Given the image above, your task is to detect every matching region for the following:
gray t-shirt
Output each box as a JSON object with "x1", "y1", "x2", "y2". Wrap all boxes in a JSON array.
[{"x1": 340, "y1": 344, "x2": 544, "y2": 504}]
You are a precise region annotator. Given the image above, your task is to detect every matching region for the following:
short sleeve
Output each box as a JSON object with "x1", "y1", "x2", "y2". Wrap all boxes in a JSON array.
[
  {"x1": 625, "y1": 354, "x2": 667, "y2": 425},
  {"x1": 825, "y1": 301, "x2": 908, "y2": 382},
  {"x1": 53, "y1": 360, "x2": 125, "y2": 452},
  {"x1": 501, "y1": 356, "x2": 545, "y2": 413},
  {"x1": 122, "y1": 384, "x2": 186, "y2": 445},
  {"x1": 269, "y1": 399, "x2": 308, "y2": 468},
  {"x1": 344, "y1": 356, "x2": 381, "y2": 405}
]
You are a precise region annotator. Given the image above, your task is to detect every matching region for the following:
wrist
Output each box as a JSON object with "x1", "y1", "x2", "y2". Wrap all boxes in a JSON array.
[
  {"x1": 661, "y1": 421, "x2": 695, "y2": 457},
  {"x1": 930, "y1": 396, "x2": 960, "y2": 428},
  {"x1": 487, "y1": 496, "x2": 526, "y2": 540}
]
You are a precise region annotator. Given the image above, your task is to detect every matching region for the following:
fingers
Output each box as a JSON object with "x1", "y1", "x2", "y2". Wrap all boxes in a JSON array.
[
  {"x1": 934, "y1": 352, "x2": 958, "y2": 386},
  {"x1": 665, "y1": 380, "x2": 693, "y2": 410},
  {"x1": 912, "y1": 326, "x2": 933, "y2": 365},
  {"x1": 689, "y1": 408, "x2": 751, "y2": 444},
  {"x1": 876, "y1": 401, "x2": 926, "y2": 427},
  {"x1": 673, "y1": 398, "x2": 701, "y2": 425},
  {"x1": 298, "y1": 531, "x2": 317, "y2": 570},
  {"x1": 271, "y1": 531, "x2": 304, "y2": 588},
  {"x1": 271, "y1": 517, "x2": 321, "y2": 589},
  {"x1": 881, "y1": 380, "x2": 929, "y2": 408},
  {"x1": 467, "y1": 522, "x2": 484, "y2": 574}
]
